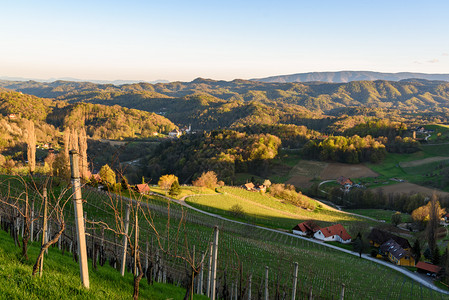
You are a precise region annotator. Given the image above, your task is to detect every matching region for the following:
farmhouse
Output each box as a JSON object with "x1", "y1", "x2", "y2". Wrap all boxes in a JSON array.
[
  {"x1": 292, "y1": 220, "x2": 320, "y2": 237},
  {"x1": 368, "y1": 228, "x2": 411, "y2": 250},
  {"x1": 379, "y1": 239, "x2": 415, "y2": 266},
  {"x1": 313, "y1": 224, "x2": 351, "y2": 244},
  {"x1": 136, "y1": 183, "x2": 151, "y2": 195},
  {"x1": 416, "y1": 261, "x2": 442, "y2": 277},
  {"x1": 243, "y1": 182, "x2": 255, "y2": 191}
]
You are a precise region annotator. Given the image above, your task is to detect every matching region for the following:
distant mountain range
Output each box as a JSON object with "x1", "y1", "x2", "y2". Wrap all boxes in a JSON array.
[
  {"x1": 0, "y1": 76, "x2": 169, "y2": 85},
  {"x1": 251, "y1": 71, "x2": 449, "y2": 83}
]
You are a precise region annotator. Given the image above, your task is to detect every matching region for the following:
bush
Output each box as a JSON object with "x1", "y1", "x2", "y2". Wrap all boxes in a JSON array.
[
  {"x1": 269, "y1": 183, "x2": 315, "y2": 210},
  {"x1": 193, "y1": 171, "x2": 218, "y2": 189},
  {"x1": 229, "y1": 204, "x2": 245, "y2": 217}
]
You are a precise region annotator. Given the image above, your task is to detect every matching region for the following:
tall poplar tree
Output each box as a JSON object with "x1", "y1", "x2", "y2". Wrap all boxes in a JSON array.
[
  {"x1": 78, "y1": 127, "x2": 89, "y2": 179},
  {"x1": 26, "y1": 120, "x2": 36, "y2": 173}
]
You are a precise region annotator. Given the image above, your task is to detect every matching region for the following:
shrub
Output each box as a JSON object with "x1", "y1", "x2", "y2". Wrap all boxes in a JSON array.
[{"x1": 229, "y1": 204, "x2": 245, "y2": 217}]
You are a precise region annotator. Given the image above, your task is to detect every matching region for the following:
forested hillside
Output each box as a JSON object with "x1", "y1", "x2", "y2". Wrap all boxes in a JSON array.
[{"x1": 2, "y1": 78, "x2": 449, "y2": 131}]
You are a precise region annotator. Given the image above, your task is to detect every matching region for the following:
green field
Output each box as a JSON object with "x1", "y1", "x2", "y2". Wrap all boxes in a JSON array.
[{"x1": 186, "y1": 186, "x2": 365, "y2": 230}]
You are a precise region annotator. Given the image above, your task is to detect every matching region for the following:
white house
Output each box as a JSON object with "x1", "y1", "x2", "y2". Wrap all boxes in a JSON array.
[
  {"x1": 313, "y1": 224, "x2": 352, "y2": 244},
  {"x1": 169, "y1": 129, "x2": 182, "y2": 138}
]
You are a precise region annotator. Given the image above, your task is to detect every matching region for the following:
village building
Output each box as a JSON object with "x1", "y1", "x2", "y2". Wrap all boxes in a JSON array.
[
  {"x1": 292, "y1": 220, "x2": 320, "y2": 237},
  {"x1": 336, "y1": 176, "x2": 353, "y2": 192},
  {"x1": 136, "y1": 183, "x2": 151, "y2": 195},
  {"x1": 379, "y1": 239, "x2": 415, "y2": 266},
  {"x1": 168, "y1": 129, "x2": 182, "y2": 138},
  {"x1": 243, "y1": 182, "x2": 255, "y2": 191},
  {"x1": 313, "y1": 224, "x2": 351, "y2": 244},
  {"x1": 416, "y1": 261, "x2": 442, "y2": 277},
  {"x1": 368, "y1": 228, "x2": 411, "y2": 250}
]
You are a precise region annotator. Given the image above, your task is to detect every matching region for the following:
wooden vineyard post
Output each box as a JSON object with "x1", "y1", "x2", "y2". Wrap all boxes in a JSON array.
[
  {"x1": 210, "y1": 226, "x2": 219, "y2": 300},
  {"x1": 30, "y1": 199, "x2": 34, "y2": 242},
  {"x1": 207, "y1": 242, "x2": 213, "y2": 297},
  {"x1": 308, "y1": 286, "x2": 313, "y2": 300},
  {"x1": 133, "y1": 205, "x2": 138, "y2": 276},
  {"x1": 70, "y1": 150, "x2": 90, "y2": 289},
  {"x1": 198, "y1": 251, "x2": 205, "y2": 295},
  {"x1": 121, "y1": 203, "x2": 130, "y2": 276},
  {"x1": 292, "y1": 262, "x2": 298, "y2": 300},
  {"x1": 264, "y1": 266, "x2": 269, "y2": 300},
  {"x1": 340, "y1": 283, "x2": 345, "y2": 300},
  {"x1": 39, "y1": 188, "x2": 48, "y2": 277}
]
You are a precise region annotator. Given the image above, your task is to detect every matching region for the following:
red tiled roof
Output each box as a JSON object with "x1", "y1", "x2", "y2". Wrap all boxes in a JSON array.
[
  {"x1": 136, "y1": 184, "x2": 151, "y2": 193},
  {"x1": 416, "y1": 261, "x2": 442, "y2": 274},
  {"x1": 319, "y1": 224, "x2": 351, "y2": 241},
  {"x1": 244, "y1": 182, "x2": 255, "y2": 189},
  {"x1": 293, "y1": 220, "x2": 320, "y2": 233}
]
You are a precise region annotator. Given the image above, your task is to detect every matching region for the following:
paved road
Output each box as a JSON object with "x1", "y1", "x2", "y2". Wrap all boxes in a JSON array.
[{"x1": 154, "y1": 192, "x2": 449, "y2": 295}]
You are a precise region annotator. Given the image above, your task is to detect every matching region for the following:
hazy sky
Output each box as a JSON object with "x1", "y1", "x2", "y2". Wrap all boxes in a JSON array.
[{"x1": 1, "y1": 0, "x2": 449, "y2": 82}]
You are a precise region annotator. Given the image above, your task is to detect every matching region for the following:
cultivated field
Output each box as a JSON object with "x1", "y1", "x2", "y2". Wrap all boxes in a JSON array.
[
  {"x1": 372, "y1": 182, "x2": 449, "y2": 198},
  {"x1": 287, "y1": 160, "x2": 378, "y2": 188}
]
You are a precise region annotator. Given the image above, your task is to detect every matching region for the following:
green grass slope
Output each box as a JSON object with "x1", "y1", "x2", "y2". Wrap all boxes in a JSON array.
[{"x1": 0, "y1": 230, "x2": 206, "y2": 299}]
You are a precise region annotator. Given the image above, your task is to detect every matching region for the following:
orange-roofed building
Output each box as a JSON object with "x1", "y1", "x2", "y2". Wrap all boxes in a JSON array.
[
  {"x1": 416, "y1": 262, "x2": 442, "y2": 277},
  {"x1": 136, "y1": 183, "x2": 151, "y2": 195},
  {"x1": 292, "y1": 220, "x2": 320, "y2": 237},
  {"x1": 314, "y1": 224, "x2": 352, "y2": 244}
]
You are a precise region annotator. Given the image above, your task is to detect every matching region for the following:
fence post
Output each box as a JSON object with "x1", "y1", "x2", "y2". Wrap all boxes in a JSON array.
[
  {"x1": 340, "y1": 284, "x2": 345, "y2": 300},
  {"x1": 199, "y1": 251, "x2": 205, "y2": 294},
  {"x1": 308, "y1": 286, "x2": 313, "y2": 300},
  {"x1": 121, "y1": 203, "x2": 130, "y2": 276},
  {"x1": 30, "y1": 199, "x2": 34, "y2": 242},
  {"x1": 39, "y1": 187, "x2": 48, "y2": 277},
  {"x1": 207, "y1": 242, "x2": 212, "y2": 297},
  {"x1": 134, "y1": 204, "x2": 139, "y2": 277},
  {"x1": 264, "y1": 266, "x2": 269, "y2": 300},
  {"x1": 210, "y1": 226, "x2": 219, "y2": 300},
  {"x1": 70, "y1": 150, "x2": 90, "y2": 289},
  {"x1": 292, "y1": 262, "x2": 298, "y2": 300}
]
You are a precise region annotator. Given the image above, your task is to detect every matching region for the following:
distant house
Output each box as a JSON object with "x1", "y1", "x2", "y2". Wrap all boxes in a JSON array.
[
  {"x1": 313, "y1": 224, "x2": 351, "y2": 244},
  {"x1": 368, "y1": 228, "x2": 411, "y2": 250},
  {"x1": 337, "y1": 176, "x2": 353, "y2": 186},
  {"x1": 244, "y1": 182, "x2": 255, "y2": 191},
  {"x1": 292, "y1": 220, "x2": 320, "y2": 237},
  {"x1": 136, "y1": 183, "x2": 151, "y2": 195},
  {"x1": 7, "y1": 114, "x2": 17, "y2": 120},
  {"x1": 169, "y1": 129, "x2": 182, "y2": 138},
  {"x1": 380, "y1": 239, "x2": 415, "y2": 266},
  {"x1": 257, "y1": 185, "x2": 266, "y2": 193},
  {"x1": 416, "y1": 261, "x2": 442, "y2": 277}
]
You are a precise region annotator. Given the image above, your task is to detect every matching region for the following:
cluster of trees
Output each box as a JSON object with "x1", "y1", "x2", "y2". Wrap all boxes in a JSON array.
[
  {"x1": 268, "y1": 183, "x2": 315, "y2": 210},
  {"x1": 145, "y1": 130, "x2": 281, "y2": 184},
  {"x1": 61, "y1": 103, "x2": 177, "y2": 140},
  {"x1": 303, "y1": 135, "x2": 387, "y2": 163},
  {"x1": 237, "y1": 124, "x2": 321, "y2": 148}
]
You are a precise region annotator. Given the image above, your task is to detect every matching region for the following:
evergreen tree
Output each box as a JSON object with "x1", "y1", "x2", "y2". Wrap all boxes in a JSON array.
[
  {"x1": 99, "y1": 164, "x2": 116, "y2": 186},
  {"x1": 412, "y1": 239, "x2": 421, "y2": 262},
  {"x1": 169, "y1": 179, "x2": 181, "y2": 197}
]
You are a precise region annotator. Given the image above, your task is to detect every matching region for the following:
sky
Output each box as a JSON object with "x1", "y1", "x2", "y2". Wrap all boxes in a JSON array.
[{"x1": 1, "y1": 0, "x2": 449, "y2": 82}]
